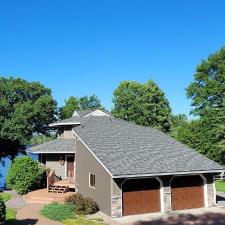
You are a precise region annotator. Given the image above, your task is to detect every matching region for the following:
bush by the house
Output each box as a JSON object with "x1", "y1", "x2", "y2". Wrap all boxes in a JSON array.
[
  {"x1": 84, "y1": 197, "x2": 99, "y2": 215},
  {"x1": 65, "y1": 193, "x2": 99, "y2": 215},
  {"x1": 6, "y1": 156, "x2": 44, "y2": 194},
  {"x1": 0, "y1": 198, "x2": 6, "y2": 223},
  {"x1": 41, "y1": 203, "x2": 75, "y2": 221},
  {"x1": 65, "y1": 193, "x2": 86, "y2": 214}
]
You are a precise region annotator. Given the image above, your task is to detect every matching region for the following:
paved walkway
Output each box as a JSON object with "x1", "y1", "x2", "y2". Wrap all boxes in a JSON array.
[
  {"x1": 5, "y1": 190, "x2": 27, "y2": 209},
  {"x1": 217, "y1": 191, "x2": 225, "y2": 207},
  {"x1": 16, "y1": 203, "x2": 63, "y2": 225}
]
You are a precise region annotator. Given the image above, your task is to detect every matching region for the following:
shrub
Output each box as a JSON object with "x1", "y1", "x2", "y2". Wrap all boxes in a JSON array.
[
  {"x1": 65, "y1": 193, "x2": 86, "y2": 214},
  {"x1": 84, "y1": 197, "x2": 99, "y2": 215},
  {"x1": 0, "y1": 198, "x2": 6, "y2": 223},
  {"x1": 41, "y1": 203, "x2": 75, "y2": 221},
  {"x1": 6, "y1": 156, "x2": 44, "y2": 194},
  {"x1": 65, "y1": 193, "x2": 99, "y2": 215}
]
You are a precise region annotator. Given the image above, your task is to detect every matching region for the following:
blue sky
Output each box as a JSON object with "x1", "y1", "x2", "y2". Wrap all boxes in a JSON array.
[{"x1": 1, "y1": 0, "x2": 225, "y2": 115}]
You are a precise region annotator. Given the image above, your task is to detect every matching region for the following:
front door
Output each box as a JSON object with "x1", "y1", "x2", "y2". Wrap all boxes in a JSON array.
[{"x1": 67, "y1": 156, "x2": 75, "y2": 178}]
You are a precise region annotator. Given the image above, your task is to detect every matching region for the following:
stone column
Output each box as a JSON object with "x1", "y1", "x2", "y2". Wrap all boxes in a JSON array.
[
  {"x1": 111, "y1": 178, "x2": 125, "y2": 218},
  {"x1": 204, "y1": 174, "x2": 216, "y2": 207},
  {"x1": 161, "y1": 176, "x2": 172, "y2": 212}
]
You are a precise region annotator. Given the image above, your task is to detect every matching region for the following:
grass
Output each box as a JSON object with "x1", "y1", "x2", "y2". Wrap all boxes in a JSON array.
[
  {"x1": 0, "y1": 192, "x2": 11, "y2": 202},
  {"x1": 4, "y1": 208, "x2": 20, "y2": 225},
  {"x1": 41, "y1": 202, "x2": 76, "y2": 221},
  {"x1": 5, "y1": 208, "x2": 17, "y2": 220},
  {"x1": 41, "y1": 203, "x2": 107, "y2": 225},
  {"x1": 63, "y1": 217, "x2": 106, "y2": 225},
  {"x1": 215, "y1": 180, "x2": 225, "y2": 192}
]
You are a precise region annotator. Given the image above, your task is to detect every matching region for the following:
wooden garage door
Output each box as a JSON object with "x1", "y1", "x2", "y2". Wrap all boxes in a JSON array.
[
  {"x1": 171, "y1": 175, "x2": 204, "y2": 211},
  {"x1": 123, "y1": 178, "x2": 160, "y2": 216}
]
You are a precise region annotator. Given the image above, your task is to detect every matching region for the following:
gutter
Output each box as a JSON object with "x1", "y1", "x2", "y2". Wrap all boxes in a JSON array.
[
  {"x1": 112, "y1": 170, "x2": 225, "y2": 178},
  {"x1": 49, "y1": 122, "x2": 81, "y2": 127}
]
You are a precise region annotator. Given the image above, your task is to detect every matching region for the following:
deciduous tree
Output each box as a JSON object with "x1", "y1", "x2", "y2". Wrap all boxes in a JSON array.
[
  {"x1": 113, "y1": 80, "x2": 171, "y2": 132},
  {"x1": 0, "y1": 77, "x2": 57, "y2": 158}
]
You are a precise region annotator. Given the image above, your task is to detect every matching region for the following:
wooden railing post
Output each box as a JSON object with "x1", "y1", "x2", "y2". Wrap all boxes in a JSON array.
[{"x1": 47, "y1": 170, "x2": 55, "y2": 192}]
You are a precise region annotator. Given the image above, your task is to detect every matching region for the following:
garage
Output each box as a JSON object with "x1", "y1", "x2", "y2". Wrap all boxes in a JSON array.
[
  {"x1": 122, "y1": 178, "x2": 161, "y2": 216},
  {"x1": 171, "y1": 175, "x2": 204, "y2": 211}
]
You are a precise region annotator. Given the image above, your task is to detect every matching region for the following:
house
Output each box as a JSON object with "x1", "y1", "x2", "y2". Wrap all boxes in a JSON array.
[{"x1": 31, "y1": 109, "x2": 224, "y2": 218}]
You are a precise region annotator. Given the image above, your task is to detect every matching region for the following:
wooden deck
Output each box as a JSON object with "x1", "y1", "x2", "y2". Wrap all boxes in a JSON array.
[
  {"x1": 49, "y1": 179, "x2": 75, "y2": 193},
  {"x1": 23, "y1": 188, "x2": 75, "y2": 204},
  {"x1": 53, "y1": 180, "x2": 75, "y2": 189},
  {"x1": 47, "y1": 170, "x2": 75, "y2": 193}
]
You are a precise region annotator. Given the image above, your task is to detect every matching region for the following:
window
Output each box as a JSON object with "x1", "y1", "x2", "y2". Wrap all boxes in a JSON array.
[{"x1": 89, "y1": 173, "x2": 96, "y2": 188}]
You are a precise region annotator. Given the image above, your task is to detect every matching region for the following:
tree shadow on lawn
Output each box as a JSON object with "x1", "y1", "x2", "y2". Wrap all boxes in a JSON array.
[
  {"x1": 132, "y1": 213, "x2": 225, "y2": 225},
  {"x1": 5, "y1": 218, "x2": 38, "y2": 225}
]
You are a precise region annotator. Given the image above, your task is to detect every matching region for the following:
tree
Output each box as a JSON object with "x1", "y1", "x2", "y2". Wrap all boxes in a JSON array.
[
  {"x1": 185, "y1": 47, "x2": 225, "y2": 164},
  {"x1": 6, "y1": 156, "x2": 44, "y2": 194},
  {"x1": 112, "y1": 80, "x2": 171, "y2": 132},
  {"x1": 79, "y1": 95, "x2": 103, "y2": 110},
  {"x1": 170, "y1": 114, "x2": 188, "y2": 138},
  {"x1": 29, "y1": 134, "x2": 57, "y2": 146},
  {"x1": 187, "y1": 47, "x2": 225, "y2": 117},
  {"x1": 0, "y1": 77, "x2": 57, "y2": 158},
  {"x1": 59, "y1": 96, "x2": 80, "y2": 119},
  {"x1": 59, "y1": 95, "x2": 104, "y2": 119}
]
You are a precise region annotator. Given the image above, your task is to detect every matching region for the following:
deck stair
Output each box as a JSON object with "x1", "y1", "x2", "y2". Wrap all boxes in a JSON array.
[
  {"x1": 47, "y1": 170, "x2": 75, "y2": 194},
  {"x1": 48, "y1": 183, "x2": 69, "y2": 193}
]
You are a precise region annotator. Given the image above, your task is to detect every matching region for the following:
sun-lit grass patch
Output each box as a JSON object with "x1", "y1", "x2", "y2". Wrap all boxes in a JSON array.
[
  {"x1": 0, "y1": 192, "x2": 11, "y2": 202},
  {"x1": 5, "y1": 208, "x2": 17, "y2": 220},
  {"x1": 63, "y1": 217, "x2": 106, "y2": 225},
  {"x1": 216, "y1": 180, "x2": 225, "y2": 192}
]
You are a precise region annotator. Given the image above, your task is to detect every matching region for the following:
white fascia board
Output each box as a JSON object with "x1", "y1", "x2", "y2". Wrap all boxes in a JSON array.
[
  {"x1": 84, "y1": 110, "x2": 110, "y2": 117},
  {"x1": 72, "y1": 129, "x2": 113, "y2": 177},
  {"x1": 30, "y1": 151, "x2": 75, "y2": 154},
  {"x1": 49, "y1": 122, "x2": 81, "y2": 127},
  {"x1": 112, "y1": 170, "x2": 225, "y2": 178}
]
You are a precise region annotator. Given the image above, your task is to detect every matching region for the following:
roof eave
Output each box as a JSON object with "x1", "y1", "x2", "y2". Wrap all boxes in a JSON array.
[
  {"x1": 112, "y1": 169, "x2": 225, "y2": 178},
  {"x1": 30, "y1": 151, "x2": 75, "y2": 154},
  {"x1": 49, "y1": 122, "x2": 81, "y2": 127}
]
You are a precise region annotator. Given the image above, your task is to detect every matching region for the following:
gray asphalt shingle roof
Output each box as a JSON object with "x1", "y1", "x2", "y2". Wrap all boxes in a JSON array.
[
  {"x1": 73, "y1": 116, "x2": 223, "y2": 177},
  {"x1": 30, "y1": 138, "x2": 75, "y2": 153},
  {"x1": 77, "y1": 110, "x2": 96, "y2": 117},
  {"x1": 49, "y1": 110, "x2": 97, "y2": 127}
]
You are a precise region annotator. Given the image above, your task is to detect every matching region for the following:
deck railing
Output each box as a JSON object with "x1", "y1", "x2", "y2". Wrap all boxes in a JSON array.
[{"x1": 47, "y1": 170, "x2": 56, "y2": 192}]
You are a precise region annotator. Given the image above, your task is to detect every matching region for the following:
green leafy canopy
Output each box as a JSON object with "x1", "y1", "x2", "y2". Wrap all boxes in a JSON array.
[
  {"x1": 0, "y1": 77, "x2": 57, "y2": 158},
  {"x1": 112, "y1": 80, "x2": 171, "y2": 133},
  {"x1": 59, "y1": 95, "x2": 104, "y2": 119}
]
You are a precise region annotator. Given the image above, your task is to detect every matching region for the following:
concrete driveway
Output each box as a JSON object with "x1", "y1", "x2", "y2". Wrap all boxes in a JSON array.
[{"x1": 116, "y1": 207, "x2": 225, "y2": 225}]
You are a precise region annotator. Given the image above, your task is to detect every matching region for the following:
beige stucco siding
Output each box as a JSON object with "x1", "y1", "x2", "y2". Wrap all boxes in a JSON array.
[
  {"x1": 59, "y1": 126, "x2": 73, "y2": 139},
  {"x1": 75, "y1": 139, "x2": 112, "y2": 216},
  {"x1": 45, "y1": 154, "x2": 66, "y2": 179}
]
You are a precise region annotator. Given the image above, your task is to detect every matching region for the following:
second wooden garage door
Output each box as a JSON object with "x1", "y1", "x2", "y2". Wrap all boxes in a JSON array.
[
  {"x1": 171, "y1": 175, "x2": 204, "y2": 211},
  {"x1": 123, "y1": 178, "x2": 160, "y2": 216}
]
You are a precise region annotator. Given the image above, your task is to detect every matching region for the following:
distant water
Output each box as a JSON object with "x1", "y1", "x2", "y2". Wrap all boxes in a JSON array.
[{"x1": 0, "y1": 153, "x2": 39, "y2": 190}]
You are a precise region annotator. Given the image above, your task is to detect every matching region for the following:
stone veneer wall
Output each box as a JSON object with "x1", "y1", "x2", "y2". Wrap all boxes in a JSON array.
[
  {"x1": 111, "y1": 178, "x2": 125, "y2": 218},
  {"x1": 161, "y1": 176, "x2": 173, "y2": 212},
  {"x1": 205, "y1": 174, "x2": 216, "y2": 207}
]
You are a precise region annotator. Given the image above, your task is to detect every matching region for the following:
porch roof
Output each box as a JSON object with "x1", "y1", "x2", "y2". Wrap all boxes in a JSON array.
[{"x1": 29, "y1": 138, "x2": 75, "y2": 154}]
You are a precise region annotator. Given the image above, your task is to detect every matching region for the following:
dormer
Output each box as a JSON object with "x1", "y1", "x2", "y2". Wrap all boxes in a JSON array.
[{"x1": 49, "y1": 109, "x2": 110, "y2": 139}]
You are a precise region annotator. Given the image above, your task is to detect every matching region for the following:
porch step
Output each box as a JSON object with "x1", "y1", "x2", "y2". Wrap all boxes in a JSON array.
[
  {"x1": 26, "y1": 200, "x2": 53, "y2": 204},
  {"x1": 49, "y1": 184, "x2": 69, "y2": 193}
]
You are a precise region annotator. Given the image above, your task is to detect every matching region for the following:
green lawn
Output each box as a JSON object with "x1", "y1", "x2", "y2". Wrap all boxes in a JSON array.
[
  {"x1": 63, "y1": 217, "x2": 106, "y2": 225},
  {"x1": 0, "y1": 192, "x2": 11, "y2": 202},
  {"x1": 4, "y1": 208, "x2": 19, "y2": 225},
  {"x1": 215, "y1": 180, "x2": 225, "y2": 192}
]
